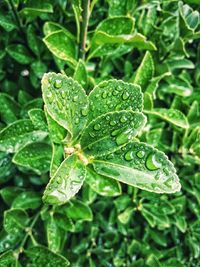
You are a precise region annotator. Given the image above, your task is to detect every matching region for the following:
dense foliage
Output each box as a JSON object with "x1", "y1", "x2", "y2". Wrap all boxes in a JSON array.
[{"x1": 0, "y1": 0, "x2": 200, "y2": 266}]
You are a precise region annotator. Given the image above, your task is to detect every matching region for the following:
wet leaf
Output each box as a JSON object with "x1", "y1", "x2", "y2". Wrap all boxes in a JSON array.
[
  {"x1": 6, "y1": 44, "x2": 34, "y2": 64},
  {"x1": 0, "y1": 93, "x2": 20, "y2": 124},
  {"x1": 12, "y1": 191, "x2": 42, "y2": 210}
]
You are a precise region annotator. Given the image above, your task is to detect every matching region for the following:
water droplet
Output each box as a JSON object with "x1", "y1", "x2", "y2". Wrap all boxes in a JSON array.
[
  {"x1": 145, "y1": 153, "x2": 160, "y2": 171},
  {"x1": 122, "y1": 91, "x2": 129, "y2": 100},
  {"x1": 57, "y1": 101, "x2": 63, "y2": 110},
  {"x1": 111, "y1": 129, "x2": 121, "y2": 136},
  {"x1": 136, "y1": 150, "x2": 145, "y2": 159},
  {"x1": 110, "y1": 120, "x2": 117, "y2": 126},
  {"x1": 73, "y1": 95, "x2": 78, "y2": 102},
  {"x1": 102, "y1": 91, "x2": 107, "y2": 99},
  {"x1": 61, "y1": 90, "x2": 65, "y2": 99},
  {"x1": 54, "y1": 79, "x2": 62, "y2": 89},
  {"x1": 47, "y1": 92, "x2": 53, "y2": 103},
  {"x1": 94, "y1": 123, "x2": 101, "y2": 130},
  {"x1": 75, "y1": 118, "x2": 79, "y2": 124},
  {"x1": 124, "y1": 150, "x2": 134, "y2": 161},
  {"x1": 106, "y1": 115, "x2": 110, "y2": 120},
  {"x1": 120, "y1": 116, "x2": 127, "y2": 123},
  {"x1": 81, "y1": 107, "x2": 88, "y2": 116},
  {"x1": 116, "y1": 132, "x2": 130, "y2": 146}
]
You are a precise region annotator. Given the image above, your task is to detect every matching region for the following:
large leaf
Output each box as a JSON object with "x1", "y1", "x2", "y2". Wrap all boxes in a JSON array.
[
  {"x1": 43, "y1": 154, "x2": 86, "y2": 205},
  {"x1": 86, "y1": 166, "x2": 121, "y2": 197},
  {"x1": 92, "y1": 142, "x2": 181, "y2": 193},
  {"x1": 43, "y1": 30, "x2": 76, "y2": 66},
  {"x1": 42, "y1": 73, "x2": 89, "y2": 142},
  {"x1": 25, "y1": 246, "x2": 69, "y2": 266},
  {"x1": 0, "y1": 119, "x2": 48, "y2": 153},
  {"x1": 80, "y1": 111, "x2": 146, "y2": 156},
  {"x1": 13, "y1": 142, "x2": 52, "y2": 175},
  {"x1": 88, "y1": 79, "x2": 143, "y2": 121}
]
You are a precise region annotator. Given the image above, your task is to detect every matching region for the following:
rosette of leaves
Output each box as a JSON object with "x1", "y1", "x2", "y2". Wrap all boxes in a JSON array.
[{"x1": 41, "y1": 72, "x2": 181, "y2": 205}]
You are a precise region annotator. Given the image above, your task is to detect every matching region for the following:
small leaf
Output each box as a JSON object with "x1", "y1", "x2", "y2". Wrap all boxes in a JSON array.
[
  {"x1": 50, "y1": 143, "x2": 64, "y2": 177},
  {"x1": 130, "y1": 51, "x2": 154, "y2": 90},
  {"x1": 0, "y1": 152, "x2": 14, "y2": 184},
  {"x1": 12, "y1": 191, "x2": 42, "y2": 210},
  {"x1": 86, "y1": 166, "x2": 121, "y2": 196},
  {"x1": 28, "y1": 108, "x2": 48, "y2": 131},
  {"x1": 0, "y1": 14, "x2": 17, "y2": 32},
  {"x1": 73, "y1": 59, "x2": 88, "y2": 88},
  {"x1": 4, "y1": 209, "x2": 29, "y2": 236},
  {"x1": 45, "y1": 109, "x2": 67, "y2": 144},
  {"x1": 146, "y1": 108, "x2": 189, "y2": 129},
  {"x1": 0, "y1": 250, "x2": 18, "y2": 266},
  {"x1": 0, "y1": 93, "x2": 20, "y2": 124},
  {"x1": 25, "y1": 245, "x2": 70, "y2": 266},
  {"x1": 92, "y1": 141, "x2": 181, "y2": 193},
  {"x1": 6, "y1": 44, "x2": 34, "y2": 64},
  {"x1": 27, "y1": 25, "x2": 41, "y2": 57},
  {"x1": 88, "y1": 79, "x2": 143, "y2": 121},
  {"x1": 42, "y1": 72, "x2": 89, "y2": 141},
  {"x1": 46, "y1": 215, "x2": 61, "y2": 253},
  {"x1": 43, "y1": 31, "x2": 76, "y2": 66},
  {"x1": 20, "y1": 1, "x2": 53, "y2": 16},
  {"x1": 0, "y1": 230, "x2": 19, "y2": 253},
  {"x1": 43, "y1": 154, "x2": 86, "y2": 205},
  {"x1": 0, "y1": 187, "x2": 24, "y2": 206},
  {"x1": 80, "y1": 111, "x2": 146, "y2": 156},
  {"x1": 0, "y1": 119, "x2": 48, "y2": 153},
  {"x1": 64, "y1": 199, "x2": 93, "y2": 221},
  {"x1": 13, "y1": 142, "x2": 52, "y2": 175}
]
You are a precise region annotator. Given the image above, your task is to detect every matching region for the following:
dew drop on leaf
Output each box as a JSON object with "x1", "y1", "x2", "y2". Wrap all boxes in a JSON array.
[
  {"x1": 94, "y1": 123, "x2": 101, "y2": 130},
  {"x1": 124, "y1": 150, "x2": 134, "y2": 161},
  {"x1": 145, "y1": 153, "x2": 160, "y2": 171},
  {"x1": 54, "y1": 79, "x2": 62, "y2": 89},
  {"x1": 136, "y1": 150, "x2": 145, "y2": 159},
  {"x1": 122, "y1": 91, "x2": 129, "y2": 100}
]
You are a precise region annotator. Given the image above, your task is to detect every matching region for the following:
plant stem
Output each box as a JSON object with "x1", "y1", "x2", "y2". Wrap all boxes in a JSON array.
[
  {"x1": 79, "y1": 0, "x2": 90, "y2": 60},
  {"x1": 8, "y1": 0, "x2": 24, "y2": 33}
]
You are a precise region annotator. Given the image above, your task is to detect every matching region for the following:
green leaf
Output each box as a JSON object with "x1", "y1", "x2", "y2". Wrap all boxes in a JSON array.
[
  {"x1": 45, "y1": 109, "x2": 67, "y2": 144},
  {"x1": 4, "y1": 209, "x2": 29, "y2": 236},
  {"x1": 88, "y1": 79, "x2": 143, "y2": 121},
  {"x1": 6, "y1": 45, "x2": 34, "y2": 64},
  {"x1": 25, "y1": 245, "x2": 70, "y2": 266},
  {"x1": 0, "y1": 230, "x2": 19, "y2": 253},
  {"x1": 0, "y1": 187, "x2": 24, "y2": 206},
  {"x1": 27, "y1": 24, "x2": 41, "y2": 57},
  {"x1": 0, "y1": 14, "x2": 17, "y2": 32},
  {"x1": 89, "y1": 32, "x2": 156, "y2": 58},
  {"x1": 43, "y1": 22, "x2": 75, "y2": 41},
  {"x1": 12, "y1": 191, "x2": 42, "y2": 210},
  {"x1": 54, "y1": 213, "x2": 74, "y2": 232},
  {"x1": 42, "y1": 73, "x2": 89, "y2": 141},
  {"x1": 43, "y1": 31, "x2": 77, "y2": 66},
  {"x1": 92, "y1": 141, "x2": 181, "y2": 193},
  {"x1": 86, "y1": 166, "x2": 121, "y2": 196},
  {"x1": 20, "y1": 0, "x2": 53, "y2": 16},
  {"x1": 43, "y1": 154, "x2": 86, "y2": 205},
  {"x1": 0, "y1": 152, "x2": 14, "y2": 184},
  {"x1": 0, "y1": 250, "x2": 18, "y2": 266},
  {"x1": 31, "y1": 61, "x2": 48, "y2": 79},
  {"x1": 50, "y1": 143, "x2": 64, "y2": 177},
  {"x1": 0, "y1": 119, "x2": 48, "y2": 153},
  {"x1": 0, "y1": 93, "x2": 20, "y2": 124},
  {"x1": 130, "y1": 51, "x2": 154, "y2": 90},
  {"x1": 80, "y1": 111, "x2": 146, "y2": 156},
  {"x1": 64, "y1": 199, "x2": 93, "y2": 221},
  {"x1": 179, "y1": 2, "x2": 199, "y2": 32},
  {"x1": 146, "y1": 108, "x2": 189, "y2": 129},
  {"x1": 118, "y1": 207, "x2": 134, "y2": 224},
  {"x1": 46, "y1": 215, "x2": 61, "y2": 253},
  {"x1": 73, "y1": 59, "x2": 88, "y2": 88},
  {"x1": 20, "y1": 98, "x2": 43, "y2": 118},
  {"x1": 28, "y1": 108, "x2": 48, "y2": 131},
  {"x1": 13, "y1": 142, "x2": 52, "y2": 175}
]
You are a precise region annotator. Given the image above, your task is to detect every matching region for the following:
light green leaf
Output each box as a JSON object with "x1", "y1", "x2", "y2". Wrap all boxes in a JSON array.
[
  {"x1": 146, "y1": 72, "x2": 171, "y2": 98},
  {"x1": 118, "y1": 207, "x2": 134, "y2": 224},
  {"x1": 73, "y1": 59, "x2": 88, "y2": 88},
  {"x1": 46, "y1": 215, "x2": 61, "y2": 253},
  {"x1": 92, "y1": 141, "x2": 181, "y2": 193},
  {"x1": 13, "y1": 143, "x2": 52, "y2": 175},
  {"x1": 28, "y1": 108, "x2": 48, "y2": 131},
  {"x1": 6, "y1": 45, "x2": 34, "y2": 64},
  {"x1": 0, "y1": 119, "x2": 48, "y2": 153},
  {"x1": 88, "y1": 79, "x2": 143, "y2": 121},
  {"x1": 43, "y1": 22, "x2": 75, "y2": 40},
  {"x1": 80, "y1": 111, "x2": 146, "y2": 156},
  {"x1": 25, "y1": 245, "x2": 70, "y2": 266},
  {"x1": 179, "y1": 2, "x2": 199, "y2": 32},
  {"x1": 4, "y1": 209, "x2": 29, "y2": 236},
  {"x1": 146, "y1": 108, "x2": 189, "y2": 129},
  {"x1": 50, "y1": 143, "x2": 64, "y2": 178},
  {"x1": 130, "y1": 51, "x2": 154, "y2": 90},
  {"x1": 43, "y1": 154, "x2": 86, "y2": 205},
  {"x1": 64, "y1": 199, "x2": 93, "y2": 221},
  {"x1": 86, "y1": 166, "x2": 121, "y2": 196},
  {"x1": 43, "y1": 31, "x2": 77, "y2": 66},
  {"x1": 12, "y1": 191, "x2": 42, "y2": 210},
  {"x1": 42, "y1": 73, "x2": 89, "y2": 141},
  {"x1": 45, "y1": 109, "x2": 67, "y2": 144}
]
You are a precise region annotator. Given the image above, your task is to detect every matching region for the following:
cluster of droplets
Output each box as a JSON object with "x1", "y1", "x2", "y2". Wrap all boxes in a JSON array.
[
  {"x1": 46, "y1": 75, "x2": 88, "y2": 129},
  {"x1": 89, "y1": 80, "x2": 142, "y2": 119}
]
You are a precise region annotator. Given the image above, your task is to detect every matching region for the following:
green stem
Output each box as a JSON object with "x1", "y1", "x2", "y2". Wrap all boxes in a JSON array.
[
  {"x1": 8, "y1": 0, "x2": 24, "y2": 33},
  {"x1": 79, "y1": 0, "x2": 90, "y2": 60}
]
